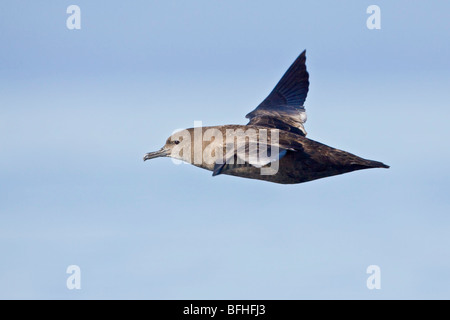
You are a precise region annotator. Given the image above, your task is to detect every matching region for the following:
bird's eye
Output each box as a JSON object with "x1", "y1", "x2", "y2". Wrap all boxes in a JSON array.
[{"x1": 173, "y1": 140, "x2": 180, "y2": 145}]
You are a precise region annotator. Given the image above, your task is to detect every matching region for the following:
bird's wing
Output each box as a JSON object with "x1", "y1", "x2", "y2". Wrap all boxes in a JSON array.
[
  {"x1": 212, "y1": 131, "x2": 304, "y2": 177},
  {"x1": 212, "y1": 143, "x2": 289, "y2": 176},
  {"x1": 245, "y1": 50, "x2": 309, "y2": 136}
]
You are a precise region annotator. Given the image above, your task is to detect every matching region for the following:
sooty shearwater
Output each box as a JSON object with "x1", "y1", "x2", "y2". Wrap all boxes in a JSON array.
[{"x1": 144, "y1": 50, "x2": 389, "y2": 184}]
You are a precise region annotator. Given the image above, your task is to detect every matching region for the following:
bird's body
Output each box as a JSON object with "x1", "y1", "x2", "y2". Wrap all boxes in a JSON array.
[
  {"x1": 144, "y1": 50, "x2": 389, "y2": 184},
  {"x1": 160, "y1": 125, "x2": 388, "y2": 184}
]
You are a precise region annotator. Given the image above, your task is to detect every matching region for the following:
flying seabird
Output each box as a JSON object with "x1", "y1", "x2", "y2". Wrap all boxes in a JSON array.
[{"x1": 144, "y1": 50, "x2": 389, "y2": 184}]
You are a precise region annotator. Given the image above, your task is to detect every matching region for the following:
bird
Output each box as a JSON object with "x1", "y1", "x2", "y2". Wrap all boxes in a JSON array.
[{"x1": 143, "y1": 50, "x2": 389, "y2": 184}]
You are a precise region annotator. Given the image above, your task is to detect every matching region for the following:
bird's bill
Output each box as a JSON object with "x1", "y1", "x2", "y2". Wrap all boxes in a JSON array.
[{"x1": 143, "y1": 148, "x2": 169, "y2": 161}]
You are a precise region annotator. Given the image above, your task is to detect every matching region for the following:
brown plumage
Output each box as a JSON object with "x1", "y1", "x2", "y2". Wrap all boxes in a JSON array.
[{"x1": 144, "y1": 50, "x2": 389, "y2": 184}]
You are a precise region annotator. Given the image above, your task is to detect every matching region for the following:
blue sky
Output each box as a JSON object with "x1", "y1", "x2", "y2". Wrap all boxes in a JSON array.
[{"x1": 0, "y1": 0, "x2": 449, "y2": 299}]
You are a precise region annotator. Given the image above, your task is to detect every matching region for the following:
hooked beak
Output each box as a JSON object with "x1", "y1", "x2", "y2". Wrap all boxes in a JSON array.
[{"x1": 143, "y1": 148, "x2": 169, "y2": 161}]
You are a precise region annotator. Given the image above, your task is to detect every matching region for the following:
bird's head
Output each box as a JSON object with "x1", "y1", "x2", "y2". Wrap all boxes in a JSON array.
[{"x1": 143, "y1": 129, "x2": 192, "y2": 162}]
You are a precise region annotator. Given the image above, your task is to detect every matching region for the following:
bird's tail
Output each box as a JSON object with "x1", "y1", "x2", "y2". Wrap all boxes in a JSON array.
[{"x1": 362, "y1": 159, "x2": 390, "y2": 169}]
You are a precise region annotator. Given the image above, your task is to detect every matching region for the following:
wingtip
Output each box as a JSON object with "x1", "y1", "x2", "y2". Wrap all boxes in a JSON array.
[
  {"x1": 212, "y1": 164, "x2": 224, "y2": 176},
  {"x1": 300, "y1": 49, "x2": 307, "y2": 59}
]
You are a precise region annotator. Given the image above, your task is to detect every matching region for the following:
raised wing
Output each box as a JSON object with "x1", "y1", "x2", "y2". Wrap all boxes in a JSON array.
[{"x1": 245, "y1": 50, "x2": 309, "y2": 136}]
